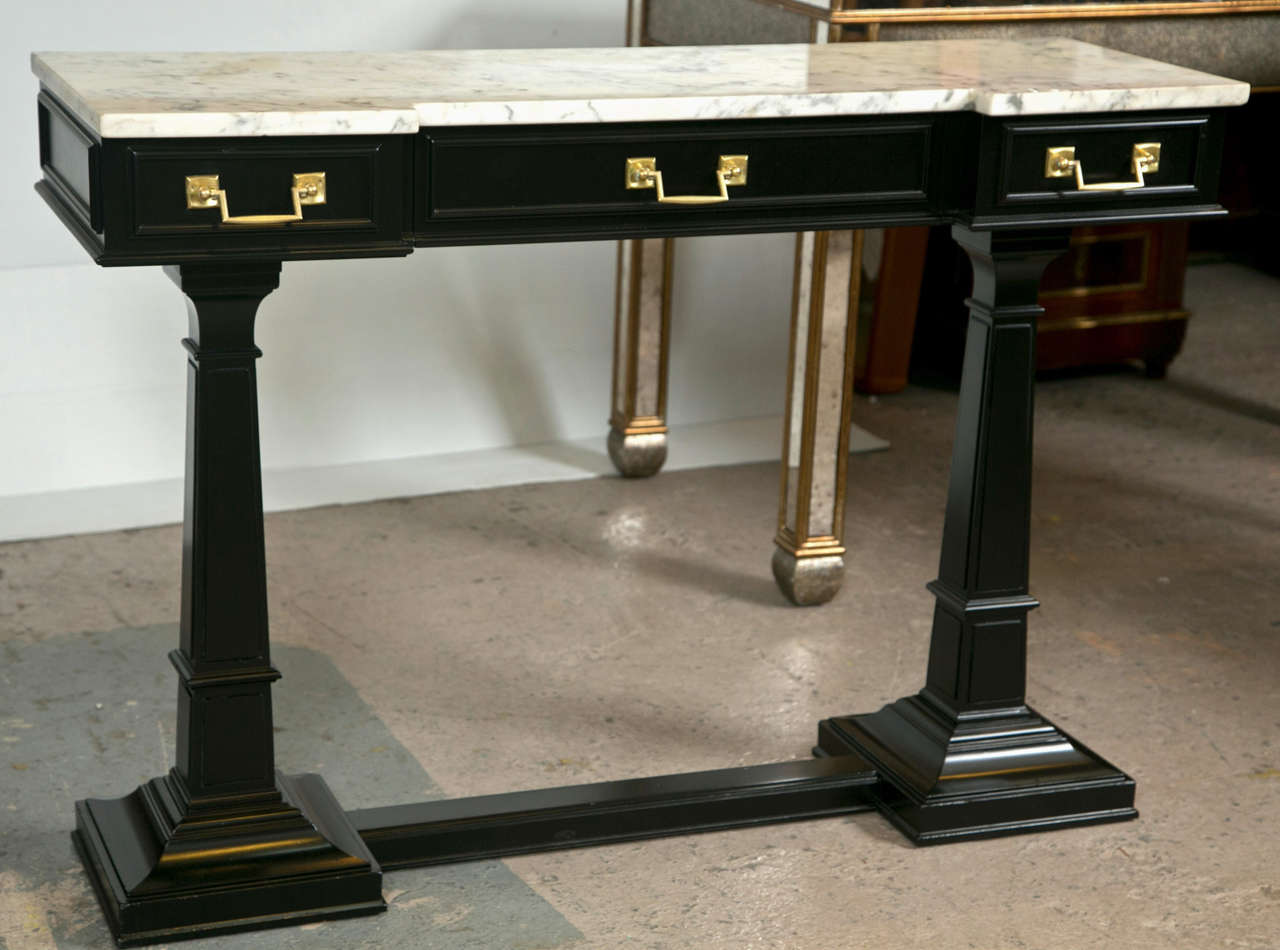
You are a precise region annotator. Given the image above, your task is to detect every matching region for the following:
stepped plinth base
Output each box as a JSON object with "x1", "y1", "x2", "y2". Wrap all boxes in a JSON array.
[
  {"x1": 817, "y1": 695, "x2": 1137, "y2": 844},
  {"x1": 73, "y1": 772, "x2": 385, "y2": 947}
]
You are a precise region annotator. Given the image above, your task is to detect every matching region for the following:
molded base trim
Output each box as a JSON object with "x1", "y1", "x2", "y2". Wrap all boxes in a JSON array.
[
  {"x1": 73, "y1": 773, "x2": 385, "y2": 947},
  {"x1": 816, "y1": 697, "x2": 1137, "y2": 844}
]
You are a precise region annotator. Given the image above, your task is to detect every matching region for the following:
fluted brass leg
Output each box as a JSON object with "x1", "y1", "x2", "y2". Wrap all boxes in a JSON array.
[
  {"x1": 774, "y1": 230, "x2": 863, "y2": 606},
  {"x1": 608, "y1": 236, "x2": 674, "y2": 478}
]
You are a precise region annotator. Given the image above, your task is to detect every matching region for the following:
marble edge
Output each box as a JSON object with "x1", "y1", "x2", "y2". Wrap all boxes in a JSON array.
[
  {"x1": 32, "y1": 53, "x2": 103, "y2": 136},
  {"x1": 97, "y1": 110, "x2": 421, "y2": 138},
  {"x1": 979, "y1": 82, "x2": 1252, "y2": 117},
  {"x1": 412, "y1": 90, "x2": 977, "y2": 127},
  {"x1": 35, "y1": 52, "x2": 423, "y2": 137},
  {"x1": 31, "y1": 48, "x2": 1254, "y2": 139}
]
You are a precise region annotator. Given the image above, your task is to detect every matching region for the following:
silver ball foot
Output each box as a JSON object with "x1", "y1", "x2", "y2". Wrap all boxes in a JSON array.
[
  {"x1": 607, "y1": 428, "x2": 668, "y2": 478},
  {"x1": 771, "y1": 548, "x2": 844, "y2": 606}
]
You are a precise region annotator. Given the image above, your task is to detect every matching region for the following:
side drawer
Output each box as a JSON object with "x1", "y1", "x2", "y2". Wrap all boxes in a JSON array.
[
  {"x1": 36, "y1": 93, "x2": 415, "y2": 266},
  {"x1": 130, "y1": 142, "x2": 388, "y2": 236},
  {"x1": 416, "y1": 116, "x2": 950, "y2": 244},
  {"x1": 985, "y1": 112, "x2": 1223, "y2": 215},
  {"x1": 98, "y1": 135, "x2": 413, "y2": 263}
]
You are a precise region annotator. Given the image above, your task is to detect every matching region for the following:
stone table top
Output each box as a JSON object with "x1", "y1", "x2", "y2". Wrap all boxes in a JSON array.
[{"x1": 32, "y1": 38, "x2": 1249, "y2": 138}]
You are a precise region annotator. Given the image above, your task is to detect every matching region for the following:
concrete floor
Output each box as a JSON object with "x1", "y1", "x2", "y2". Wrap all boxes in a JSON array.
[{"x1": 1, "y1": 261, "x2": 1277, "y2": 949}]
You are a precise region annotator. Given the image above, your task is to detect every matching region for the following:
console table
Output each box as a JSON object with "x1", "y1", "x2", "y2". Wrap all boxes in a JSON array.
[{"x1": 31, "y1": 39, "x2": 1247, "y2": 946}]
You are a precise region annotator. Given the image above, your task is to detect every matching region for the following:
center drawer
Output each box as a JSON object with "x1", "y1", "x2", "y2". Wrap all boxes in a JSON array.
[{"x1": 416, "y1": 116, "x2": 948, "y2": 243}]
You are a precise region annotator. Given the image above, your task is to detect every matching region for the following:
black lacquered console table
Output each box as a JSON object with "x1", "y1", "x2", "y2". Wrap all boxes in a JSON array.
[{"x1": 31, "y1": 38, "x2": 1247, "y2": 945}]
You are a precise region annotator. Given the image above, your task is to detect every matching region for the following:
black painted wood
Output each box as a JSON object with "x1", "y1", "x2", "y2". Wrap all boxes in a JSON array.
[
  {"x1": 427, "y1": 117, "x2": 935, "y2": 216},
  {"x1": 72, "y1": 263, "x2": 385, "y2": 946},
  {"x1": 967, "y1": 110, "x2": 1227, "y2": 229},
  {"x1": 171, "y1": 261, "x2": 279, "y2": 793},
  {"x1": 34, "y1": 92, "x2": 1235, "y2": 261},
  {"x1": 996, "y1": 115, "x2": 1207, "y2": 204},
  {"x1": 34, "y1": 82, "x2": 1241, "y2": 944},
  {"x1": 37, "y1": 93, "x2": 101, "y2": 233},
  {"x1": 816, "y1": 711, "x2": 1137, "y2": 844},
  {"x1": 36, "y1": 93, "x2": 413, "y2": 265},
  {"x1": 816, "y1": 226, "x2": 1138, "y2": 843},
  {"x1": 352, "y1": 756, "x2": 879, "y2": 869}
]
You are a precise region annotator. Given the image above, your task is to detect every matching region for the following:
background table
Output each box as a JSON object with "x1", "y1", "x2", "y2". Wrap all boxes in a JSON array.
[{"x1": 617, "y1": 1, "x2": 1280, "y2": 607}]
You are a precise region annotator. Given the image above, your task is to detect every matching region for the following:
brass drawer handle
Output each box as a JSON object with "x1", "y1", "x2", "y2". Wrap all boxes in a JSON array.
[
  {"x1": 1044, "y1": 143, "x2": 1161, "y2": 192},
  {"x1": 185, "y1": 172, "x2": 326, "y2": 225},
  {"x1": 625, "y1": 155, "x2": 747, "y2": 205}
]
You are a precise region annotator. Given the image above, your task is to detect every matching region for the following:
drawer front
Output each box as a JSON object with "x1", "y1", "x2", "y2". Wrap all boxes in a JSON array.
[
  {"x1": 417, "y1": 116, "x2": 948, "y2": 243},
  {"x1": 131, "y1": 143, "x2": 382, "y2": 235},
  {"x1": 94, "y1": 135, "x2": 412, "y2": 263},
  {"x1": 990, "y1": 113, "x2": 1220, "y2": 212}
]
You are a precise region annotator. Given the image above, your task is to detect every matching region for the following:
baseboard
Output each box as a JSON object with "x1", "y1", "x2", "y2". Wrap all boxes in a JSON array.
[{"x1": 0, "y1": 416, "x2": 887, "y2": 542}]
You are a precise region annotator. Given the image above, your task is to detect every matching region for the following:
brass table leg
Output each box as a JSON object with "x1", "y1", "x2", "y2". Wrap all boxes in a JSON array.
[
  {"x1": 774, "y1": 230, "x2": 863, "y2": 606},
  {"x1": 608, "y1": 237, "x2": 674, "y2": 477}
]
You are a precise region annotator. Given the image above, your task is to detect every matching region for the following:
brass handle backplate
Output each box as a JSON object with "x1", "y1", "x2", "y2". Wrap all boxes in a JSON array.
[
  {"x1": 1044, "y1": 143, "x2": 1161, "y2": 192},
  {"x1": 625, "y1": 155, "x2": 748, "y2": 205},
  {"x1": 185, "y1": 172, "x2": 327, "y2": 224}
]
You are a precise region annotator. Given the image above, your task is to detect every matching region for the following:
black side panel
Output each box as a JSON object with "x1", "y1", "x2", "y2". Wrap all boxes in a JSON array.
[{"x1": 38, "y1": 92, "x2": 103, "y2": 238}]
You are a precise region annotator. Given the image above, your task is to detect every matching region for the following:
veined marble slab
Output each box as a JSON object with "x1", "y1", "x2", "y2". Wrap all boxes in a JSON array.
[{"x1": 32, "y1": 38, "x2": 1248, "y2": 138}]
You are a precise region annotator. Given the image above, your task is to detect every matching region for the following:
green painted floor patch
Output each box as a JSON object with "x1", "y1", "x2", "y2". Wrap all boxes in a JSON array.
[{"x1": 0, "y1": 624, "x2": 582, "y2": 950}]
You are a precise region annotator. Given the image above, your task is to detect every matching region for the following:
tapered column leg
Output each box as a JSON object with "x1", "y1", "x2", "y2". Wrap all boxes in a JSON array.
[
  {"x1": 773, "y1": 230, "x2": 862, "y2": 606},
  {"x1": 73, "y1": 262, "x2": 383, "y2": 946},
  {"x1": 817, "y1": 227, "x2": 1138, "y2": 843},
  {"x1": 608, "y1": 237, "x2": 674, "y2": 477}
]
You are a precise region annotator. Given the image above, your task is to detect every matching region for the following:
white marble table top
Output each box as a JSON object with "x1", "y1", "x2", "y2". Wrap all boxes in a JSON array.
[{"x1": 32, "y1": 38, "x2": 1248, "y2": 138}]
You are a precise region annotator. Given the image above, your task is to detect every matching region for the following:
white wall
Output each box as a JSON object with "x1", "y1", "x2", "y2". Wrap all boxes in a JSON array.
[{"x1": 1, "y1": 0, "x2": 794, "y2": 533}]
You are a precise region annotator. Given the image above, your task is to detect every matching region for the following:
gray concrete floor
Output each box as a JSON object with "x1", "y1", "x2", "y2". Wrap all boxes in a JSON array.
[{"x1": 1, "y1": 261, "x2": 1278, "y2": 949}]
